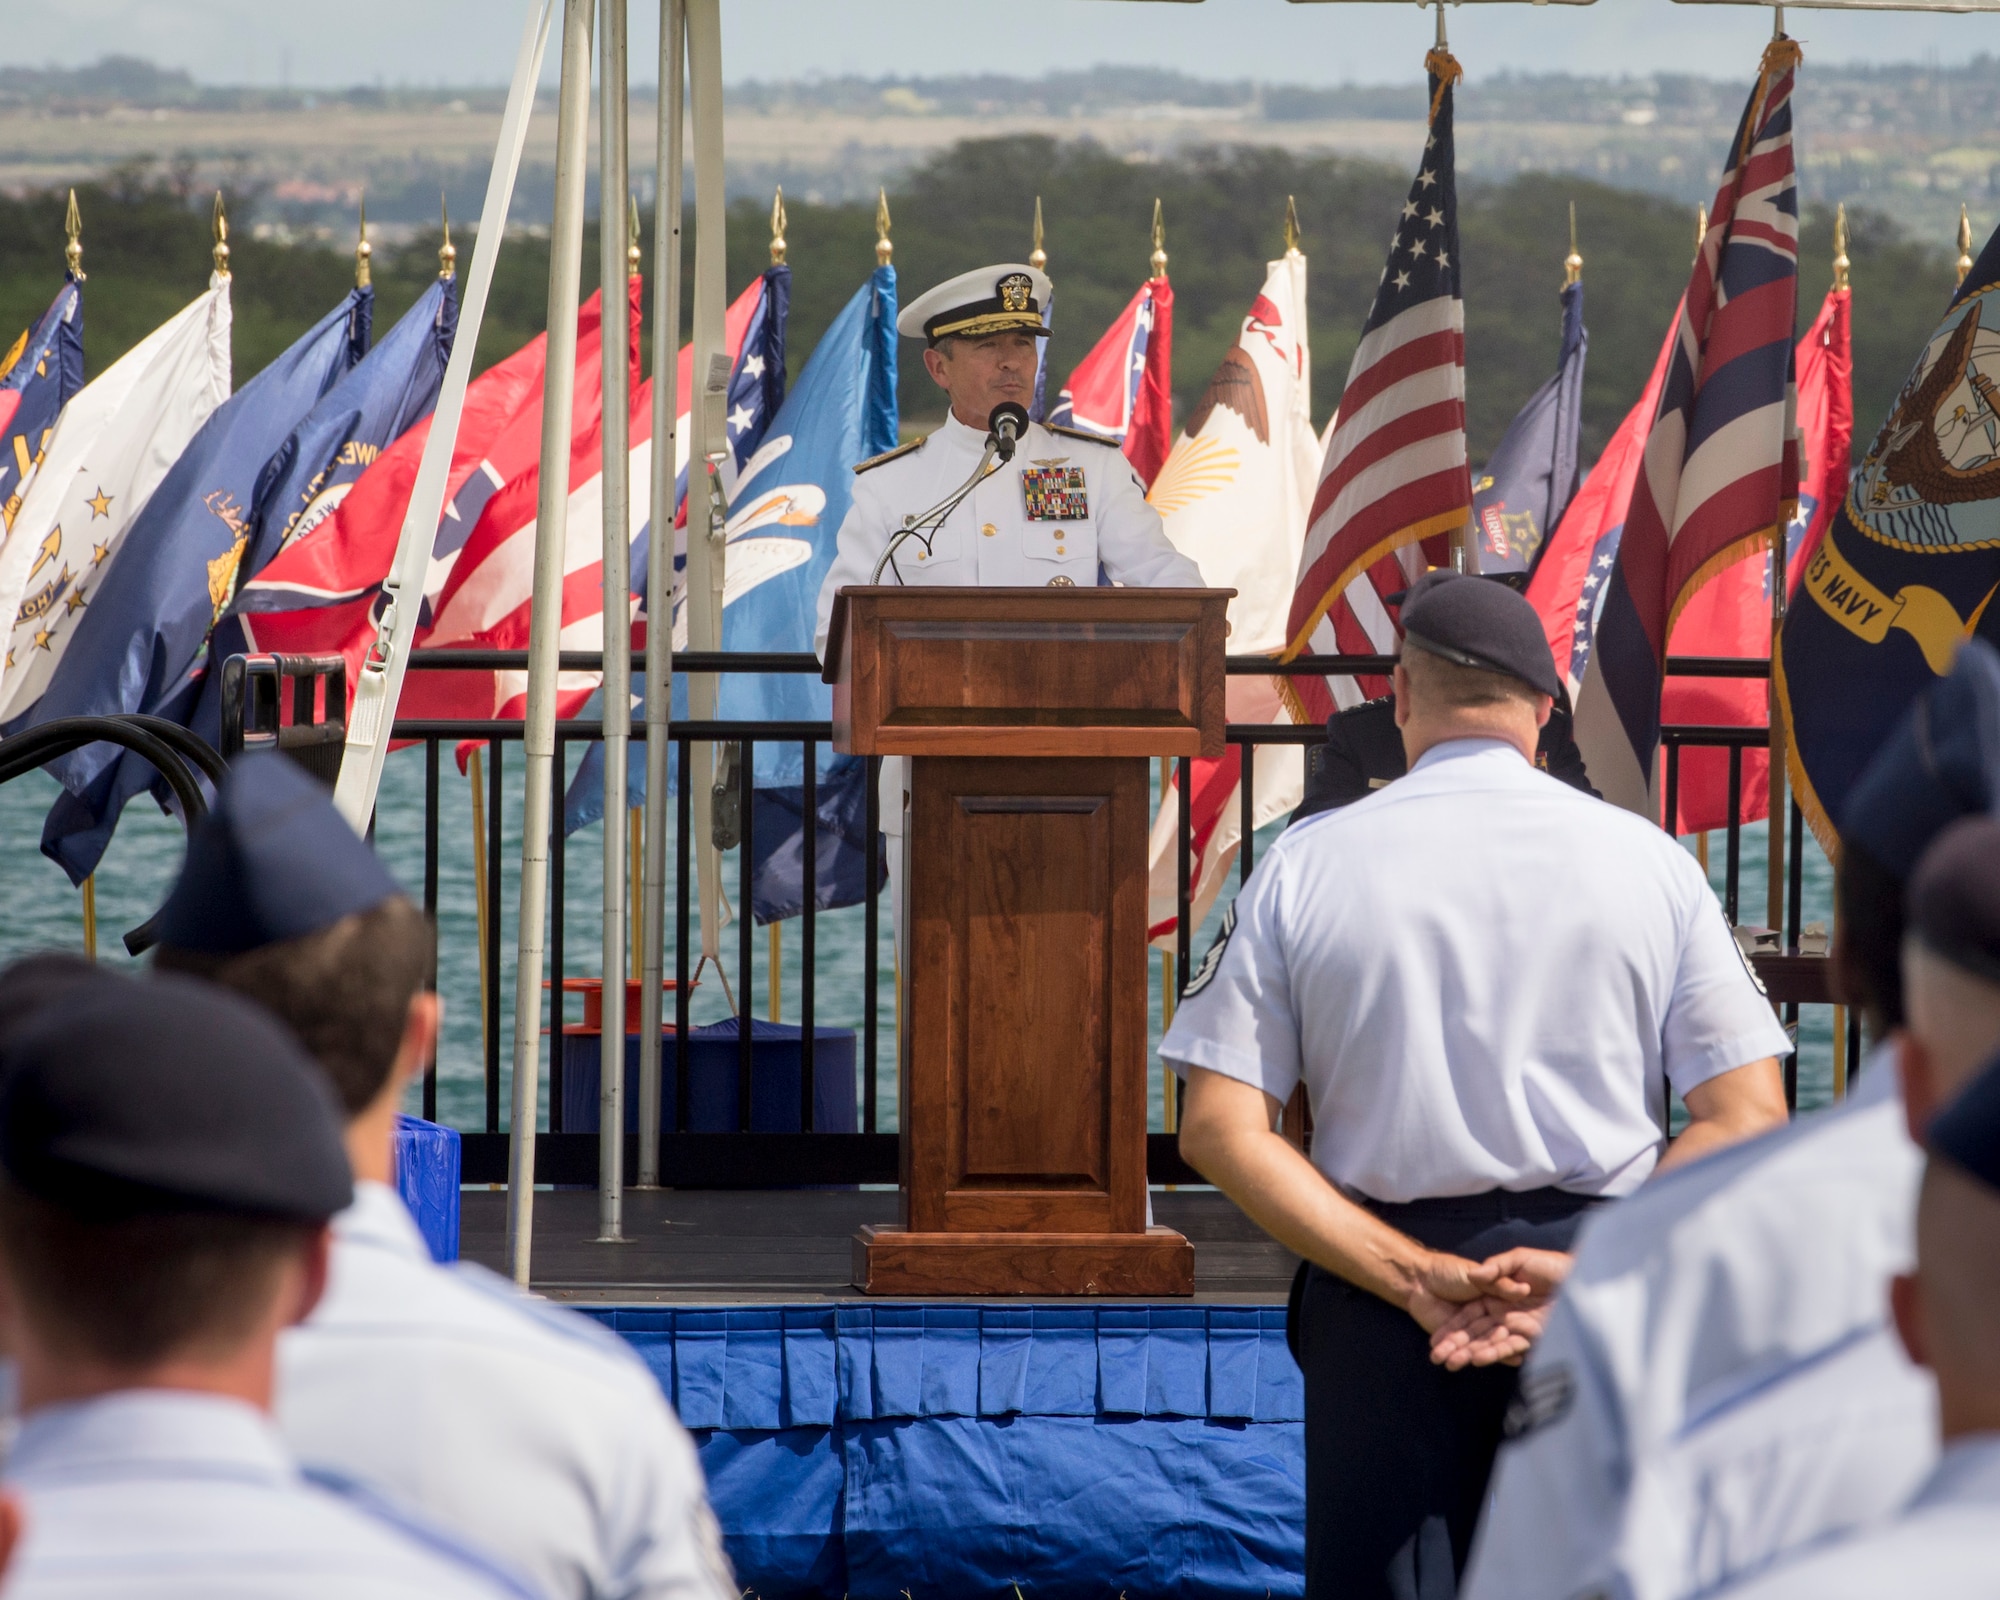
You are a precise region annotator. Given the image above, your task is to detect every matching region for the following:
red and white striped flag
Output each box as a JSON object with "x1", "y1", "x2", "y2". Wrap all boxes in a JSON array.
[{"x1": 1282, "y1": 48, "x2": 1470, "y2": 721}]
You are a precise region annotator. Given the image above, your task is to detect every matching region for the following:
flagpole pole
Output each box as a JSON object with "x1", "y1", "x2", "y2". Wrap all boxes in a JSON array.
[
  {"x1": 596, "y1": 0, "x2": 632, "y2": 1246},
  {"x1": 637, "y1": 0, "x2": 686, "y2": 1190},
  {"x1": 685, "y1": 0, "x2": 728, "y2": 1009},
  {"x1": 506, "y1": 0, "x2": 596, "y2": 1287}
]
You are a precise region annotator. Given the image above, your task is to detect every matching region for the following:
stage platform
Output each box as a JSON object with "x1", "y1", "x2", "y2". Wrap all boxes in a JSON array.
[{"x1": 460, "y1": 1187, "x2": 1299, "y2": 1301}]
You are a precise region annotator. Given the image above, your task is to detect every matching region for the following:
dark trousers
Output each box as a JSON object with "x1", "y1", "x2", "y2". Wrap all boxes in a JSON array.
[{"x1": 1288, "y1": 1188, "x2": 1601, "y2": 1600}]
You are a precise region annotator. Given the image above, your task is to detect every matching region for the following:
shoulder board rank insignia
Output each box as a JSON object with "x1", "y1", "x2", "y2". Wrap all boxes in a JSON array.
[
  {"x1": 1045, "y1": 423, "x2": 1119, "y2": 448},
  {"x1": 854, "y1": 437, "x2": 926, "y2": 475}
]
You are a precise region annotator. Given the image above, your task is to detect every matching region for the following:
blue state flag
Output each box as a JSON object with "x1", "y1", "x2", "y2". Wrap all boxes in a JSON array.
[
  {"x1": 1471, "y1": 279, "x2": 1586, "y2": 581},
  {"x1": 30, "y1": 284, "x2": 389, "y2": 882},
  {"x1": 0, "y1": 278, "x2": 85, "y2": 527},
  {"x1": 1780, "y1": 221, "x2": 2000, "y2": 849}
]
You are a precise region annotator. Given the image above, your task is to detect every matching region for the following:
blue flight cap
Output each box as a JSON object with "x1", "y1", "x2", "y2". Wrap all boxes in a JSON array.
[
  {"x1": 156, "y1": 751, "x2": 403, "y2": 957},
  {"x1": 1840, "y1": 637, "x2": 2000, "y2": 882},
  {"x1": 1929, "y1": 1047, "x2": 2000, "y2": 1198},
  {"x1": 1399, "y1": 569, "x2": 1563, "y2": 701},
  {"x1": 0, "y1": 963, "x2": 351, "y2": 1223}
]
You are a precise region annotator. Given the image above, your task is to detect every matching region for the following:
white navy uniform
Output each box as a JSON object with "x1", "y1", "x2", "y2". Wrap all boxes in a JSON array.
[
  {"x1": 3, "y1": 1390, "x2": 537, "y2": 1599},
  {"x1": 811, "y1": 410, "x2": 1204, "y2": 658},
  {"x1": 278, "y1": 1182, "x2": 733, "y2": 1600},
  {"x1": 1463, "y1": 1051, "x2": 1936, "y2": 1600},
  {"x1": 1705, "y1": 1434, "x2": 2000, "y2": 1600},
  {"x1": 1161, "y1": 739, "x2": 1791, "y2": 1200}
]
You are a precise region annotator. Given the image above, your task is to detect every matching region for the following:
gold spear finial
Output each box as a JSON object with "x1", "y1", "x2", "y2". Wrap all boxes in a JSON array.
[
  {"x1": 1957, "y1": 203, "x2": 1975, "y2": 286},
  {"x1": 211, "y1": 191, "x2": 231, "y2": 280},
  {"x1": 769, "y1": 186, "x2": 787, "y2": 267},
  {"x1": 64, "y1": 189, "x2": 84, "y2": 281},
  {"x1": 1284, "y1": 194, "x2": 1302, "y2": 257},
  {"x1": 355, "y1": 193, "x2": 372, "y2": 289},
  {"x1": 1695, "y1": 202, "x2": 1708, "y2": 267},
  {"x1": 629, "y1": 193, "x2": 643, "y2": 278},
  {"x1": 1563, "y1": 200, "x2": 1582, "y2": 288},
  {"x1": 438, "y1": 193, "x2": 457, "y2": 280},
  {"x1": 875, "y1": 188, "x2": 893, "y2": 267},
  {"x1": 1029, "y1": 196, "x2": 1046, "y2": 274},
  {"x1": 1150, "y1": 198, "x2": 1168, "y2": 280},
  {"x1": 1832, "y1": 202, "x2": 1850, "y2": 293}
]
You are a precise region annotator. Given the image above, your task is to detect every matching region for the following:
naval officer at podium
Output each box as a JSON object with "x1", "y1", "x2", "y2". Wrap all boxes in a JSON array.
[{"x1": 814, "y1": 262, "x2": 1204, "y2": 943}]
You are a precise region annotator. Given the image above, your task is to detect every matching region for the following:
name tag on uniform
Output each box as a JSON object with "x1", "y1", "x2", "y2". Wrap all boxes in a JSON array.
[{"x1": 1021, "y1": 465, "x2": 1088, "y2": 522}]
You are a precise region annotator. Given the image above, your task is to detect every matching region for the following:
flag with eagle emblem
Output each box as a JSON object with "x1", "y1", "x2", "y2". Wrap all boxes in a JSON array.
[
  {"x1": 1780, "y1": 216, "x2": 2000, "y2": 848},
  {"x1": 1281, "y1": 47, "x2": 1470, "y2": 725},
  {"x1": 1142, "y1": 249, "x2": 1316, "y2": 946}
]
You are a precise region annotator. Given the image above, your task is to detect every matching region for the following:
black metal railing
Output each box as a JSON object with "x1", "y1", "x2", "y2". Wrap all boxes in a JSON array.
[{"x1": 373, "y1": 646, "x2": 1838, "y2": 1181}]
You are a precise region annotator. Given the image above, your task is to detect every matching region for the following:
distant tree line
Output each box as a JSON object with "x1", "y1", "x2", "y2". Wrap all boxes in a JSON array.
[{"x1": 0, "y1": 139, "x2": 1956, "y2": 467}]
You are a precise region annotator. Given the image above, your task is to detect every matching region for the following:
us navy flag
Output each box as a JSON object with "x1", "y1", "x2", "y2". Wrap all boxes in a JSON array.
[{"x1": 1779, "y1": 222, "x2": 2000, "y2": 847}]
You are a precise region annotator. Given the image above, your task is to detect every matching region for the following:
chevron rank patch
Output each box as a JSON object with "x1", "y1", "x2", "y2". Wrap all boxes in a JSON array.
[{"x1": 1021, "y1": 465, "x2": 1088, "y2": 521}]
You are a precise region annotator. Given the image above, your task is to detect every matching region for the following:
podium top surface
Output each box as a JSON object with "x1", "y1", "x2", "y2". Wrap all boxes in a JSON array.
[{"x1": 827, "y1": 586, "x2": 1234, "y2": 759}]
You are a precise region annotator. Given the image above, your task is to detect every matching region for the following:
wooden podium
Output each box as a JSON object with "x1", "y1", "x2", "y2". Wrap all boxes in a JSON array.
[{"x1": 825, "y1": 586, "x2": 1230, "y2": 1297}]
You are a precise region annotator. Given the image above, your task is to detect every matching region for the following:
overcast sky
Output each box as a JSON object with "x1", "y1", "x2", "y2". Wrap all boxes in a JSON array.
[{"x1": 19, "y1": 1, "x2": 2000, "y2": 89}]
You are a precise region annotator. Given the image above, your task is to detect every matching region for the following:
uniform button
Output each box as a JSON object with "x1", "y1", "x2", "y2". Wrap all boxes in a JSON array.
[
  {"x1": 1056, "y1": 545, "x2": 1066, "y2": 555},
  {"x1": 981, "y1": 523, "x2": 997, "y2": 538},
  {"x1": 916, "y1": 551, "x2": 926, "y2": 561}
]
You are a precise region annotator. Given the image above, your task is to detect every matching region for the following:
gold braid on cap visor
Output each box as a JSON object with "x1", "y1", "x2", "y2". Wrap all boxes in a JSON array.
[{"x1": 926, "y1": 310, "x2": 1051, "y2": 342}]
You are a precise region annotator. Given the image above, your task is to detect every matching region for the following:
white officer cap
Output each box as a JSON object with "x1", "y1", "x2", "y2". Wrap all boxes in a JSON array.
[{"x1": 896, "y1": 263, "x2": 1054, "y2": 346}]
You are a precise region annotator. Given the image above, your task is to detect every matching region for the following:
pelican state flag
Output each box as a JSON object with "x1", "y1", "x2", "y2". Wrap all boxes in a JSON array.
[
  {"x1": 0, "y1": 279, "x2": 85, "y2": 527},
  {"x1": 1047, "y1": 274, "x2": 1175, "y2": 491},
  {"x1": 43, "y1": 279, "x2": 458, "y2": 883},
  {"x1": 0, "y1": 278, "x2": 232, "y2": 742},
  {"x1": 1141, "y1": 251, "x2": 1315, "y2": 945},
  {"x1": 1583, "y1": 35, "x2": 1802, "y2": 814},
  {"x1": 1780, "y1": 225, "x2": 2000, "y2": 848},
  {"x1": 1284, "y1": 48, "x2": 1469, "y2": 725}
]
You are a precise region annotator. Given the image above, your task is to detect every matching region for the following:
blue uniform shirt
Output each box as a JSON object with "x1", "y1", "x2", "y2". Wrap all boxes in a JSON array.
[
  {"x1": 278, "y1": 1182, "x2": 733, "y2": 1600},
  {"x1": 1463, "y1": 1054, "x2": 1934, "y2": 1600},
  {"x1": 3, "y1": 1389, "x2": 536, "y2": 1599},
  {"x1": 1160, "y1": 738, "x2": 1791, "y2": 1202}
]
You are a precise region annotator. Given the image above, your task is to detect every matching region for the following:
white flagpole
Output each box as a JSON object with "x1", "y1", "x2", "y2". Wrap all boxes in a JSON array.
[
  {"x1": 637, "y1": 0, "x2": 685, "y2": 1189},
  {"x1": 506, "y1": 0, "x2": 596, "y2": 1287},
  {"x1": 332, "y1": 0, "x2": 554, "y2": 831},
  {"x1": 596, "y1": 0, "x2": 632, "y2": 1245},
  {"x1": 684, "y1": 0, "x2": 728, "y2": 988}
]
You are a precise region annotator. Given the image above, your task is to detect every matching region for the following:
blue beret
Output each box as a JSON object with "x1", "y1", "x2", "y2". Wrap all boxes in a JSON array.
[
  {"x1": 156, "y1": 751, "x2": 402, "y2": 956},
  {"x1": 1841, "y1": 638, "x2": 2000, "y2": 882},
  {"x1": 1399, "y1": 570, "x2": 1562, "y2": 701},
  {"x1": 1929, "y1": 1047, "x2": 2000, "y2": 1198},
  {"x1": 0, "y1": 964, "x2": 351, "y2": 1222},
  {"x1": 1911, "y1": 816, "x2": 2000, "y2": 986}
]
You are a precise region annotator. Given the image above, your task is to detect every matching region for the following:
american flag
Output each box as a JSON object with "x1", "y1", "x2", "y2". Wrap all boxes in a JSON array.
[
  {"x1": 1590, "y1": 36, "x2": 1802, "y2": 802},
  {"x1": 1282, "y1": 49, "x2": 1470, "y2": 722}
]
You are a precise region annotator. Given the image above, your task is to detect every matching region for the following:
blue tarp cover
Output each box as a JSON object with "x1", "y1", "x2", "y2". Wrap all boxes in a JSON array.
[{"x1": 588, "y1": 1303, "x2": 1305, "y2": 1599}]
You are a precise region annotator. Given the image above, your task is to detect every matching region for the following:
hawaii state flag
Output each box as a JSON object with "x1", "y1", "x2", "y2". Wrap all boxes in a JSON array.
[
  {"x1": 1047, "y1": 274, "x2": 1175, "y2": 490},
  {"x1": 1582, "y1": 35, "x2": 1802, "y2": 814},
  {"x1": 1780, "y1": 220, "x2": 2000, "y2": 849},
  {"x1": 1141, "y1": 250, "x2": 1316, "y2": 945},
  {"x1": 1661, "y1": 279, "x2": 1852, "y2": 836}
]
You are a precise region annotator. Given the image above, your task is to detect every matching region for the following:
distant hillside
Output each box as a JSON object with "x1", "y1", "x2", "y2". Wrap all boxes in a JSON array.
[{"x1": 0, "y1": 139, "x2": 1954, "y2": 470}]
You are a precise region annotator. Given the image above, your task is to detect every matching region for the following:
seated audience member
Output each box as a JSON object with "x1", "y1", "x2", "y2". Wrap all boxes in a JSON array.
[
  {"x1": 1713, "y1": 821, "x2": 2000, "y2": 1597},
  {"x1": 1462, "y1": 639, "x2": 2000, "y2": 1600},
  {"x1": 153, "y1": 751, "x2": 733, "y2": 1600},
  {"x1": 0, "y1": 963, "x2": 536, "y2": 1599}
]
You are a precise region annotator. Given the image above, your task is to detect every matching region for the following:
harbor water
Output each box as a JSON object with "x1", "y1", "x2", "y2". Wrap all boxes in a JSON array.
[{"x1": 0, "y1": 743, "x2": 1847, "y2": 1136}]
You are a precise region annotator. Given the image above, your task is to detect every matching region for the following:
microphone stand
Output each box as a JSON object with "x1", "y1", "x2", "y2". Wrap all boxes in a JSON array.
[{"x1": 870, "y1": 438, "x2": 1002, "y2": 585}]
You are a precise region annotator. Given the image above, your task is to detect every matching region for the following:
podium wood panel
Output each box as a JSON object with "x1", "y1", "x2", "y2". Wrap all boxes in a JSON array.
[{"x1": 905, "y1": 756, "x2": 1150, "y2": 1238}]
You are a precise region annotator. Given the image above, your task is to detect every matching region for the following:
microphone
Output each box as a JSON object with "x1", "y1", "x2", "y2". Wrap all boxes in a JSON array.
[{"x1": 987, "y1": 402, "x2": 1030, "y2": 463}]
